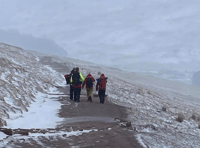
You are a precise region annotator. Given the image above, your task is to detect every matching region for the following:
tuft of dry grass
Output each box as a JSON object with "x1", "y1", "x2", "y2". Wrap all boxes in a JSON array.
[
  {"x1": 0, "y1": 118, "x2": 7, "y2": 127},
  {"x1": 198, "y1": 123, "x2": 200, "y2": 129},
  {"x1": 197, "y1": 116, "x2": 200, "y2": 121},
  {"x1": 137, "y1": 88, "x2": 143, "y2": 95},
  {"x1": 162, "y1": 106, "x2": 167, "y2": 112},
  {"x1": 177, "y1": 113, "x2": 184, "y2": 123},
  {"x1": 191, "y1": 113, "x2": 196, "y2": 120},
  {"x1": 147, "y1": 90, "x2": 152, "y2": 95}
]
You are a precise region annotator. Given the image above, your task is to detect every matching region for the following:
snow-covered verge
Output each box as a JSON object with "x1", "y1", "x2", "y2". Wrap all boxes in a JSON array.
[
  {"x1": 0, "y1": 43, "x2": 64, "y2": 127},
  {"x1": 107, "y1": 78, "x2": 200, "y2": 147},
  {"x1": 0, "y1": 129, "x2": 98, "y2": 148},
  {"x1": 6, "y1": 91, "x2": 63, "y2": 129},
  {"x1": 56, "y1": 57, "x2": 200, "y2": 148}
]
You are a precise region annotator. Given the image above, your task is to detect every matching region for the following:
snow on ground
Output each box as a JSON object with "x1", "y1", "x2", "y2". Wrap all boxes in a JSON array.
[
  {"x1": 0, "y1": 129, "x2": 98, "y2": 148},
  {"x1": 136, "y1": 134, "x2": 147, "y2": 148},
  {"x1": 106, "y1": 76, "x2": 200, "y2": 147},
  {"x1": 6, "y1": 91, "x2": 63, "y2": 129},
  {"x1": 35, "y1": 56, "x2": 40, "y2": 62},
  {"x1": 55, "y1": 56, "x2": 200, "y2": 148},
  {"x1": 0, "y1": 43, "x2": 64, "y2": 127},
  {"x1": 0, "y1": 132, "x2": 8, "y2": 141}
]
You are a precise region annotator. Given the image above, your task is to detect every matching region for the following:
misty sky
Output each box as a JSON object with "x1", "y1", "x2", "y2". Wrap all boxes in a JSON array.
[{"x1": 0, "y1": 0, "x2": 200, "y2": 71}]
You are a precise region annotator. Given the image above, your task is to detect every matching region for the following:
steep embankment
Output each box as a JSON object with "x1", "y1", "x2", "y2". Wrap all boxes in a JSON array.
[{"x1": 0, "y1": 43, "x2": 63, "y2": 127}]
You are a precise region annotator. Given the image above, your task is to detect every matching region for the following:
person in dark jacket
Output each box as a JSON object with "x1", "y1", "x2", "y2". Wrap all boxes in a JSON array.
[
  {"x1": 96, "y1": 74, "x2": 107, "y2": 104},
  {"x1": 69, "y1": 68, "x2": 76, "y2": 100},
  {"x1": 82, "y1": 73, "x2": 95, "y2": 102},
  {"x1": 70, "y1": 67, "x2": 85, "y2": 102}
]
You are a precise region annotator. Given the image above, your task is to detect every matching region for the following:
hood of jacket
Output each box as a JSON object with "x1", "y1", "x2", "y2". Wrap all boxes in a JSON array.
[
  {"x1": 100, "y1": 74, "x2": 105, "y2": 79},
  {"x1": 86, "y1": 73, "x2": 92, "y2": 79}
]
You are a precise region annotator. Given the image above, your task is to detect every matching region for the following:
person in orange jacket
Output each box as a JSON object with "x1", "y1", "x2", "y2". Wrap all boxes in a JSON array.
[{"x1": 82, "y1": 73, "x2": 95, "y2": 102}]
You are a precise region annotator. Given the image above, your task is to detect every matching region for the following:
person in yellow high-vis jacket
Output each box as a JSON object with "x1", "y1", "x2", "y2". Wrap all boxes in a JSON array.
[{"x1": 70, "y1": 67, "x2": 84, "y2": 102}]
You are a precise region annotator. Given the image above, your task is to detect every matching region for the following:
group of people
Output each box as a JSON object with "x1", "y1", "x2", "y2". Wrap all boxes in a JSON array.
[{"x1": 64, "y1": 67, "x2": 107, "y2": 104}]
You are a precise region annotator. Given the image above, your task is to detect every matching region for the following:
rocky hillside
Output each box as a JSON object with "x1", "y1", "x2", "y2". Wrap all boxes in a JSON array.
[{"x1": 0, "y1": 43, "x2": 63, "y2": 126}]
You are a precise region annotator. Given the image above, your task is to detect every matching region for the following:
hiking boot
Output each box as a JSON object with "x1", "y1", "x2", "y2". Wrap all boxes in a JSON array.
[
  {"x1": 100, "y1": 98, "x2": 103, "y2": 103},
  {"x1": 88, "y1": 96, "x2": 91, "y2": 101}
]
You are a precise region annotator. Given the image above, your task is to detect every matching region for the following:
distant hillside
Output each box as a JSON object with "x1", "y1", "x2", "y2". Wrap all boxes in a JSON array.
[{"x1": 0, "y1": 30, "x2": 68, "y2": 57}]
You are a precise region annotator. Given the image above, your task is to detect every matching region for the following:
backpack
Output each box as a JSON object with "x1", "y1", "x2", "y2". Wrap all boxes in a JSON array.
[
  {"x1": 72, "y1": 71, "x2": 80, "y2": 85},
  {"x1": 86, "y1": 78, "x2": 93, "y2": 88},
  {"x1": 99, "y1": 79, "x2": 106, "y2": 90},
  {"x1": 66, "y1": 74, "x2": 71, "y2": 84}
]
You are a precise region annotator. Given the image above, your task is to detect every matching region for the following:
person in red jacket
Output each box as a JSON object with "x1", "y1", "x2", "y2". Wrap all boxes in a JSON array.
[
  {"x1": 96, "y1": 74, "x2": 107, "y2": 104},
  {"x1": 82, "y1": 73, "x2": 95, "y2": 102}
]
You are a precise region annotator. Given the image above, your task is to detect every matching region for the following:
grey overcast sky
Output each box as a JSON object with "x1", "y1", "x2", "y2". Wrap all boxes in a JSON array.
[{"x1": 0, "y1": 0, "x2": 200, "y2": 71}]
